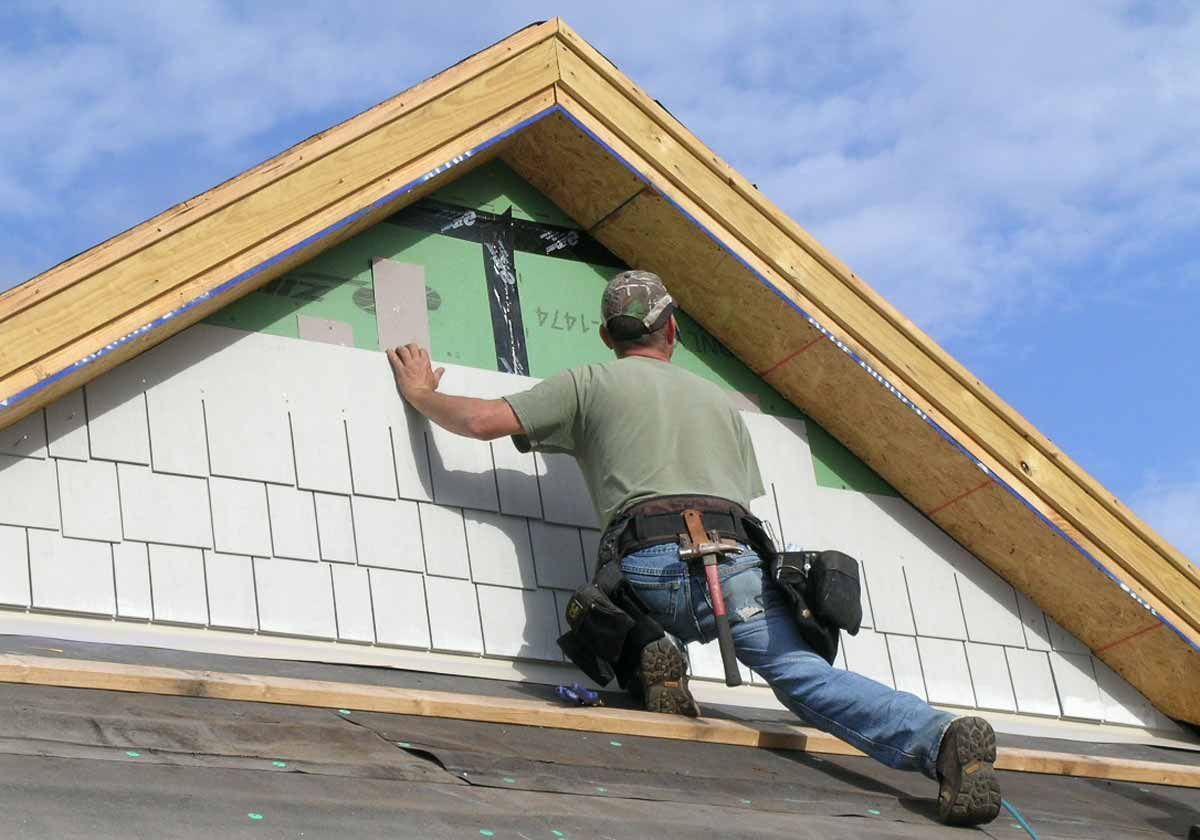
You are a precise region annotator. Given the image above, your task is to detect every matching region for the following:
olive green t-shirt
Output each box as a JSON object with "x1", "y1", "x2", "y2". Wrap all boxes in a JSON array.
[{"x1": 503, "y1": 356, "x2": 765, "y2": 530}]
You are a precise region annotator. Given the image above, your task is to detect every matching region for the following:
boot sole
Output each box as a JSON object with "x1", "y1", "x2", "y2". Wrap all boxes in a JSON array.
[
  {"x1": 639, "y1": 637, "x2": 700, "y2": 718},
  {"x1": 938, "y1": 717, "x2": 1001, "y2": 826}
]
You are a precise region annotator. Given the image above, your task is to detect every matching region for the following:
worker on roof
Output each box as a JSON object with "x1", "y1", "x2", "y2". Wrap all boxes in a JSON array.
[{"x1": 388, "y1": 269, "x2": 1001, "y2": 827}]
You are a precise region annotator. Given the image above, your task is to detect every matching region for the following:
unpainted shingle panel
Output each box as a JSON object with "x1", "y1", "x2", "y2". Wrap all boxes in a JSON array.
[
  {"x1": 112, "y1": 541, "x2": 151, "y2": 620},
  {"x1": 266, "y1": 485, "x2": 320, "y2": 562},
  {"x1": 314, "y1": 492, "x2": 357, "y2": 565},
  {"x1": 0, "y1": 524, "x2": 30, "y2": 607},
  {"x1": 28, "y1": 531, "x2": 114, "y2": 616},
  {"x1": 916, "y1": 637, "x2": 975, "y2": 707},
  {"x1": 426, "y1": 575, "x2": 484, "y2": 654},
  {"x1": 85, "y1": 361, "x2": 150, "y2": 465},
  {"x1": 905, "y1": 565, "x2": 967, "y2": 640},
  {"x1": 476, "y1": 584, "x2": 559, "y2": 660},
  {"x1": 861, "y1": 559, "x2": 915, "y2": 635},
  {"x1": 370, "y1": 568, "x2": 429, "y2": 648},
  {"x1": 964, "y1": 642, "x2": 1016, "y2": 712},
  {"x1": 464, "y1": 511, "x2": 536, "y2": 589},
  {"x1": 535, "y1": 452, "x2": 597, "y2": 528},
  {"x1": 427, "y1": 424, "x2": 499, "y2": 512},
  {"x1": 255, "y1": 557, "x2": 336, "y2": 639},
  {"x1": 149, "y1": 544, "x2": 209, "y2": 626},
  {"x1": 885, "y1": 634, "x2": 926, "y2": 700},
  {"x1": 529, "y1": 519, "x2": 587, "y2": 591},
  {"x1": 45, "y1": 389, "x2": 89, "y2": 461},
  {"x1": 418, "y1": 503, "x2": 470, "y2": 579},
  {"x1": 209, "y1": 476, "x2": 272, "y2": 558},
  {"x1": 840, "y1": 628, "x2": 894, "y2": 688},
  {"x1": 118, "y1": 464, "x2": 211, "y2": 548},
  {"x1": 331, "y1": 564, "x2": 375, "y2": 643},
  {"x1": 955, "y1": 565, "x2": 1026, "y2": 647},
  {"x1": 146, "y1": 382, "x2": 208, "y2": 478},
  {"x1": 204, "y1": 550, "x2": 258, "y2": 630},
  {"x1": 0, "y1": 410, "x2": 46, "y2": 459},
  {"x1": 1049, "y1": 651, "x2": 1103, "y2": 721},
  {"x1": 57, "y1": 459, "x2": 123, "y2": 543},
  {"x1": 1015, "y1": 593, "x2": 1054, "y2": 651},
  {"x1": 353, "y1": 496, "x2": 423, "y2": 571},
  {"x1": 0, "y1": 454, "x2": 59, "y2": 530},
  {"x1": 1006, "y1": 648, "x2": 1061, "y2": 717}
]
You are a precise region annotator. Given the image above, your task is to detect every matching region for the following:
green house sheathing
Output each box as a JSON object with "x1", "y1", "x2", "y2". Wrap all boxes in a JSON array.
[{"x1": 205, "y1": 161, "x2": 894, "y2": 497}]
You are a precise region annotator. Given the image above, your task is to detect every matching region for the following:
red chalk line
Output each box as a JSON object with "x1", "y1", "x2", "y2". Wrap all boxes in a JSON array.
[
  {"x1": 926, "y1": 479, "x2": 993, "y2": 517},
  {"x1": 1095, "y1": 621, "x2": 1164, "y2": 654},
  {"x1": 758, "y1": 336, "x2": 823, "y2": 378}
]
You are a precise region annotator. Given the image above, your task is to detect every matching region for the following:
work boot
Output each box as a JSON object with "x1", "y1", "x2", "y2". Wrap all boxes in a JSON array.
[
  {"x1": 636, "y1": 636, "x2": 700, "y2": 717},
  {"x1": 935, "y1": 716, "x2": 1002, "y2": 826}
]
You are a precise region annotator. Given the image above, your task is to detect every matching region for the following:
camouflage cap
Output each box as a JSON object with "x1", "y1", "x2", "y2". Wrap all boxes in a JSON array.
[{"x1": 601, "y1": 270, "x2": 677, "y2": 340}]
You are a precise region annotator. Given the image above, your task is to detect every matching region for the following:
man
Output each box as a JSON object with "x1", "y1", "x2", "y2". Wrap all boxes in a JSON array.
[{"x1": 388, "y1": 270, "x2": 1002, "y2": 827}]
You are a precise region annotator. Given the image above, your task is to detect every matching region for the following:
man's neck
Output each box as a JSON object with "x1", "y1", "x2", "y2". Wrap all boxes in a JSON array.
[{"x1": 618, "y1": 348, "x2": 672, "y2": 363}]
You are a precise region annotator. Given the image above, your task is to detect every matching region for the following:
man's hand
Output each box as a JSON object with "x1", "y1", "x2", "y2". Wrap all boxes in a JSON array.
[{"x1": 387, "y1": 343, "x2": 444, "y2": 401}]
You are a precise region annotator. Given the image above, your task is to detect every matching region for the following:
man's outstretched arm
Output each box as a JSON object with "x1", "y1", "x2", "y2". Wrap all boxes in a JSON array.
[{"x1": 387, "y1": 344, "x2": 524, "y2": 441}]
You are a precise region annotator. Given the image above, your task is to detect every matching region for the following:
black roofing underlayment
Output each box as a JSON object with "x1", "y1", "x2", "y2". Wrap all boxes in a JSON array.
[{"x1": 0, "y1": 635, "x2": 1197, "y2": 839}]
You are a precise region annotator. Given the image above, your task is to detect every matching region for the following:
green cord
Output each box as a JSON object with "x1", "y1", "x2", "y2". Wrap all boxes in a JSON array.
[{"x1": 1002, "y1": 799, "x2": 1040, "y2": 840}]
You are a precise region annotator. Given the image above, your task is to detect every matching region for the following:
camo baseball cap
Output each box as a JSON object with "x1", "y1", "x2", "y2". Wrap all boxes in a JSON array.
[{"x1": 601, "y1": 270, "x2": 677, "y2": 340}]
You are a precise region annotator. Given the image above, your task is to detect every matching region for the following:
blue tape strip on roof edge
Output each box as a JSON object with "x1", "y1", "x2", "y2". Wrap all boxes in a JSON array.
[
  {"x1": 553, "y1": 107, "x2": 1197, "y2": 655},
  {"x1": 3, "y1": 101, "x2": 1191, "y2": 657},
  {"x1": 0, "y1": 106, "x2": 561, "y2": 415}
]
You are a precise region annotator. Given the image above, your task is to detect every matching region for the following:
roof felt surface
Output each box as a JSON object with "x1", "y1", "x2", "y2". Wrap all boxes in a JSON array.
[{"x1": 0, "y1": 635, "x2": 1197, "y2": 839}]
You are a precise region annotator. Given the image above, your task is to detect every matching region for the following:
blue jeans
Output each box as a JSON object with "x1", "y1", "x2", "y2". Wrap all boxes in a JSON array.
[{"x1": 621, "y1": 543, "x2": 954, "y2": 777}]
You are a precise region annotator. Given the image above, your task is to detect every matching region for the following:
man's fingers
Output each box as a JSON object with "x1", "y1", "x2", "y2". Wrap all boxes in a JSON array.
[{"x1": 433, "y1": 367, "x2": 445, "y2": 387}]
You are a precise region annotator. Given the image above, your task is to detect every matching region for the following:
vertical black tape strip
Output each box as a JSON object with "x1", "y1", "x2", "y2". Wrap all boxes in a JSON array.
[{"x1": 481, "y1": 208, "x2": 530, "y2": 375}]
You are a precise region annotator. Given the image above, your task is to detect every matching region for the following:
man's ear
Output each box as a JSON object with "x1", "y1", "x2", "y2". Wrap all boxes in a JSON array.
[{"x1": 599, "y1": 324, "x2": 615, "y2": 350}]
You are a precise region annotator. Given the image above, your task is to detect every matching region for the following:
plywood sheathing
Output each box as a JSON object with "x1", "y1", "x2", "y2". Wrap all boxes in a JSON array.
[
  {"x1": 0, "y1": 18, "x2": 1196, "y2": 722},
  {"x1": 0, "y1": 22, "x2": 562, "y2": 427}
]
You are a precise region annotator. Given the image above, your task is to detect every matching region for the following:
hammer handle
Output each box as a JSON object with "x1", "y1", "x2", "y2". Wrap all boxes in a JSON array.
[{"x1": 704, "y1": 560, "x2": 742, "y2": 687}]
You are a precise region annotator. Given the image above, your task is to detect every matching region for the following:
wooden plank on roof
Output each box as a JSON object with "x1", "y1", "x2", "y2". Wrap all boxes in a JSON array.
[{"x1": 2, "y1": 652, "x2": 1200, "y2": 788}]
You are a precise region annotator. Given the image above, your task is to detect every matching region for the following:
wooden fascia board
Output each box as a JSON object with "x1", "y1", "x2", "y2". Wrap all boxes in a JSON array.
[
  {"x1": 549, "y1": 35, "x2": 1200, "y2": 638},
  {"x1": 0, "y1": 31, "x2": 560, "y2": 426}
]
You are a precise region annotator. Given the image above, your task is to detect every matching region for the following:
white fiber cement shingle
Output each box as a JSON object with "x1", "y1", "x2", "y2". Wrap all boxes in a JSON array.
[
  {"x1": 85, "y1": 362, "x2": 150, "y2": 465},
  {"x1": 1049, "y1": 651, "x2": 1103, "y2": 721},
  {"x1": 955, "y1": 566, "x2": 1026, "y2": 647},
  {"x1": 916, "y1": 638, "x2": 975, "y2": 707},
  {"x1": 204, "y1": 550, "x2": 258, "y2": 631},
  {"x1": 209, "y1": 476, "x2": 272, "y2": 558},
  {"x1": 476, "y1": 585, "x2": 559, "y2": 660},
  {"x1": 464, "y1": 511, "x2": 535, "y2": 589},
  {"x1": 529, "y1": 519, "x2": 587, "y2": 591},
  {"x1": 370, "y1": 568, "x2": 429, "y2": 648},
  {"x1": 28, "y1": 531, "x2": 114, "y2": 616},
  {"x1": 425, "y1": 575, "x2": 483, "y2": 654},
  {"x1": 331, "y1": 564, "x2": 375, "y2": 643},
  {"x1": 1016, "y1": 592, "x2": 1053, "y2": 651},
  {"x1": 389, "y1": 408, "x2": 434, "y2": 503},
  {"x1": 535, "y1": 452, "x2": 597, "y2": 529},
  {"x1": 492, "y1": 439, "x2": 542, "y2": 519},
  {"x1": 113, "y1": 541, "x2": 152, "y2": 620},
  {"x1": 1006, "y1": 649, "x2": 1061, "y2": 717},
  {"x1": 314, "y1": 493, "x2": 357, "y2": 565},
  {"x1": 885, "y1": 635, "x2": 926, "y2": 700},
  {"x1": 964, "y1": 642, "x2": 1016, "y2": 712},
  {"x1": 204, "y1": 371, "x2": 294, "y2": 486},
  {"x1": 687, "y1": 640, "x2": 752, "y2": 683},
  {"x1": 426, "y1": 424, "x2": 499, "y2": 512},
  {"x1": 57, "y1": 459, "x2": 122, "y2": 543},
  {"x1": 418, "y1": 503, "x2": 470, "y2": 579},
  {"x1": 0, "y1": 525, "x2": 30, "y2": 607},
  {"x1": 353, "y1": 496, "x2": 423, "y2": 572},
  {"x1": 0, "y1": 454, "x2": 59, "y2": 530},
  {"x1": 266, "y1": 484, "x2": 320, "y2": 562},
  {"x1": 905, "y1": 566, "x2": 967, "y2": 640},
  {"x1": 840, "y1": 629, "x2": 894, "y2": 688},
  {"x1": 0, "y1": 410, "x2": 46, "y2": 459},
  {"x1": 1092, "y1": 657, "x2": 1159, "y2": 727},
  {"x1": 45, "y1": 389, "x2": 89, "y2": 461},
  {"x1": 149, "y1": 544, "x2": 209, "y2": 626},
  {"x1": 255, "y1": 557, "x2": 336, "y2": 639},
  {"x1": 1046, "y1": 616, "x2": 1090, "y2": 655},
  {"x1": 346, "y1": 413, "x2": 398, "y2": 500},
  {"x1": 861, "y1": 559, "x2": 915, "y2": 635},
  {"x1": 117, "y1": 464, "x2": 211, "y2": 548},
  {"x1": 146, "y1": 381, "x2": 208, "y2": 478}
]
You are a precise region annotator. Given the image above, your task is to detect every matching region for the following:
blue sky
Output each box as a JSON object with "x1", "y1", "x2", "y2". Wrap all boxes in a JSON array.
[{"x1": 1, "y1": 2, "x2": 1196, "y2": 561}]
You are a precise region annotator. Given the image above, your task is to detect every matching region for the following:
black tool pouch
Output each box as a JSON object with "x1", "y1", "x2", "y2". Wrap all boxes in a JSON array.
[{"x1": 770, "y1": 550, "x2": 863, "y2": 665}]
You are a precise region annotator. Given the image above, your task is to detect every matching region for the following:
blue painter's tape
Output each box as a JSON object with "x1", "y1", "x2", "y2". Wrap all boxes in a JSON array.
[
  {"x1": 0, "y1": 105, "x2": 563, "y2": 416},
  {"x1": 552, "y1": 107, "x2": 1198, "y2": 655}
]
